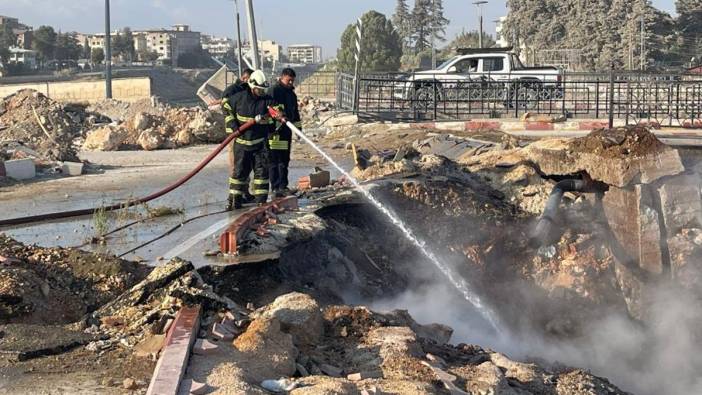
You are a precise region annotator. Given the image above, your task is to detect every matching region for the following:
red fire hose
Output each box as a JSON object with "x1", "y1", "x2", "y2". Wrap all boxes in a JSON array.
[{"x1": 0, "y1": 120, "x2": 256, "y2": 228}]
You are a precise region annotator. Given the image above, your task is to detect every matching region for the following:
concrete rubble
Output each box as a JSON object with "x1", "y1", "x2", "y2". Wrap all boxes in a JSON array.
[
  {"x1": 0, "y1": 89, "x2": 226, "y2": 159},
  {"x1": 4, "y1": 115, "x2": 702, "y2": 394}
]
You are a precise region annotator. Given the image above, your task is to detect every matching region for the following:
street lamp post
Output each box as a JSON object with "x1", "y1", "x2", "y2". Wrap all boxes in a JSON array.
[
  {"x1": 473, "y1": 1, "x2": 488, "y2": 49},
  {"x1": 104, "y1": 0, "x2": 112, "y2": 99},
  {"x1": 233, "y1": 0, "x2": 244, "y2": 76},
  {"x1": 244, "y1": 0, "x2": 260, "y2": 70}
]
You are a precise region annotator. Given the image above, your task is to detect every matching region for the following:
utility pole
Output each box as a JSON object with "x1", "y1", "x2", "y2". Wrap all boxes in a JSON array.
[
  {"x1": 473, "y1": 1, "x2": 488, "y2": 48},
  {"x1": 431, "y1": 0, "x2": 436, "y2": 69},
  {"x1": 244, "y1": 0, "x2": 260, "y2": 70},
  {"x1": 104, "y1": 0, "x2": 112, "y2": 99},
  {"x1": 233, "y1": 0, "x2": 243, "y2": 77},
  {"x1": 640, "y1": 16, "x2": 645, "y2": 71}
]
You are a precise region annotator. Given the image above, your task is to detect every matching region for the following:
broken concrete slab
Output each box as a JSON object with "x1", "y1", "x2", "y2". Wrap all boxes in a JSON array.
[
  {"x1": 603, "y1": 185, "x2": 664, "y2": 275},
  {"x1": 0, "y1": 324, "x2": 93, "y2": 362},
  {"x1": 657, "y1": 173, "x2": 702, "y2": 235},
  {"x1": 4, "y1": 158, "x2": 35, "y2": 180},
  {"x1": 667, "y1": 231, "x2": 702, "y2": 297},
  {"x1": 61, "y1": 161, "x2": 84, "y2": 176},
  {"x1": 518, "y1": 128, "x2": 685, "y2": 188},
  {"x1": 212, "y1": 322, "x2": 235, "y2": 341},
  {"x1": 193, "y1": 339, "x2": 219, "y2": 356}
]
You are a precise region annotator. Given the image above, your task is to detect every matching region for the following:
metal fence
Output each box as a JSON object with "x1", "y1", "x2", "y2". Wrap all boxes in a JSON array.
[{"x1": 335, "y1": 71, "x2": 702, "y2": 127}]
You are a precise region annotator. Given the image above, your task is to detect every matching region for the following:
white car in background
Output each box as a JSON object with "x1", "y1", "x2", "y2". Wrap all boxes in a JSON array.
[{"x1": 396, "y1": 48, "x2": 564, "y2": 106}]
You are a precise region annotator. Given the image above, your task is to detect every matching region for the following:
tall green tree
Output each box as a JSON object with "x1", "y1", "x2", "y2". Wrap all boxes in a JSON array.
[
  {"x1": 429, "y1": 0, "x2": 450, "y2": 44},
  {"x1": 32, "y1": 25, "x2": 57, "y2": 61},
  {"x1": 55, "y1": 33, "x2": 81, "y2": 60},
  {"x1": 337, "y1": 10, "x2": 402, "y2": 72},
  {"x1": 112, "y1": 27, "x2": 135, "y2": 61},
  {"x1": 676, "y1": 0, "x2": 702, "y2": 62},
  {"x1": 440, "y1": 30, "x2": 496, "y2": 57},
  {"x1": 91, "y1": 47, "x2": 105, "y2": 64},
  {"x1": 411, "y1": 0, "x2": 432, "y2": 53},
  {"x1": 392, "y1": 0, "x2": 412, "y2": 49},
  {"x1": 0, "y1": 24, "x2": 16, "y2": 65},
  {"x1": 504, "y1": 0, "x2": 677, "y2": 70}
]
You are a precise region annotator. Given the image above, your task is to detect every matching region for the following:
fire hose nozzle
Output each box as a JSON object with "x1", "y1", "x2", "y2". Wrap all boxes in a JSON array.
[{"x1": 267, "y1": 106, "x2": 287, "y2": 123}]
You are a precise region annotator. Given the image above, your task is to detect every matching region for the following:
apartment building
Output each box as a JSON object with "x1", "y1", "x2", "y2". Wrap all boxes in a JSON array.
[{"x1": 287, "y1": 44, "x2": 322, "y2": 64}]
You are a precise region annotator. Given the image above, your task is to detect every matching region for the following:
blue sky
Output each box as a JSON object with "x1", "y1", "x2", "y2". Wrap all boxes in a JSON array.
[{"x1": 0, "y1": 0, "x2": 677, "y2": 60}]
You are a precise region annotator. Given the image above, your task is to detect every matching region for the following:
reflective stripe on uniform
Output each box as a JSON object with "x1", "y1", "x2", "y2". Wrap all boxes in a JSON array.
[
  {"x1": 229, "y1": 178, "x2": 248, "y2": 185},
  {"x1": 269, "y1": 140, "x2": 289, "y2": 150},
  {"x1": 229, "y1": 189, "x2": 243, "y2": 196},
  {"x1": 223, "y1": 102, "x2": 233, "y2": 111},
  {"x1": 252, "y1": 189, "x2": 269, "y2": 195},
  {"x1": 236, "y1": 114, "x2": 255, "y2": 123},
  {"x1": 235, "y1": 137, "x2": 265, "y2": 146},
  {"x1": 226, "y1": 128, "x2": 236, "y2": 134},
  {"x1": 253, "y1": 179, "x2": 269, "y2": 185},
  {"x1": 225, "y1": 115, "x2": 236, "y2": 123}
]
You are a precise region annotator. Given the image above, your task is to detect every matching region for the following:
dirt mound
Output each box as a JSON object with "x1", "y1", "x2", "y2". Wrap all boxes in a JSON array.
[
  {"x1": 0, "y1": 235, "x2": 150, "y2": 325},
  {"x1": 0, "y1": 90, "x2": 81, "y2": 161},
  {"x1": 570, "y1": 126, "x2": 666, "y2": 158}
]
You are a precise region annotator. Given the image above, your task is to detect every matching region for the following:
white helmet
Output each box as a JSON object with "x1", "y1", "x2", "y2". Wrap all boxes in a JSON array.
[{"x1": 248, "y1": 70, "x2": 269, "y2": 90}]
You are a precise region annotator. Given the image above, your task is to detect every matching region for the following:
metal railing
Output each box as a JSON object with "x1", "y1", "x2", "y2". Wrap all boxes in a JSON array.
[{"x1": 336, "y1": 71, "x2": 702, "y2": 127}]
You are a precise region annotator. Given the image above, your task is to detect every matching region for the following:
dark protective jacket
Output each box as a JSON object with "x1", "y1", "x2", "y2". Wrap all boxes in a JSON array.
[
  {"x1": 224, "y1": 87, "x2": 279, "y2": 150},
  {"x1": 268, "y1": 81, "x2": 302, "y2": 129}
]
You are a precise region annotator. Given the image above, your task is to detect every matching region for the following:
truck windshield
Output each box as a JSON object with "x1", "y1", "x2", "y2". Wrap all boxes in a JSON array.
[{"x1": 437, "y1": 56, "x2": 459, "y2": 70}]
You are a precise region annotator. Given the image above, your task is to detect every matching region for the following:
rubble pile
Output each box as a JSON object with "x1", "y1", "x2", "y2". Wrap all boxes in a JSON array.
[
  {"x1": 0, "y1": 234, "x2": 149, "y2": 325},
  {"x1": 86, "y1": 258, "x2": 244, "y2": 354},
  {"x1": 299, "y1": 96, "x2": 337, "y2": 129},
  {"x1": 339, "y1": 126, "x2": 702, "y2": 327},
  {"x1": 83, "y1": 100, "x2": 225, "y2": 151},
  {"x1": 0, "y1": 89, "x2": 226, "y2": 158},
  {"x1": 186, "y1": 292, "x2": 627, "y2": 394},
  {"x1": 0, "y1": 90, "x2": 82, "y2": 161}
]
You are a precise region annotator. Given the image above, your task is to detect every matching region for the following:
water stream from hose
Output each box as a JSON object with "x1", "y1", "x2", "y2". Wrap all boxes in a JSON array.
[{"x1": 286, "y1": 121, "x2": 501, "y2": 332}]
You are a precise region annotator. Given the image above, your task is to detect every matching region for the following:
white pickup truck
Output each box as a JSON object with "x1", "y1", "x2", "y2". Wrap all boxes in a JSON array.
[{"x1": 396, "y1": 48, "x2": 564, "y2": 104}]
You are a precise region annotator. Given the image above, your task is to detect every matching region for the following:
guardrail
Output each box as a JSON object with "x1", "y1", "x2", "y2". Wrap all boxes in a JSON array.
[{"x1": 336, "y1": 71, "x2": 702, "y2": 127}]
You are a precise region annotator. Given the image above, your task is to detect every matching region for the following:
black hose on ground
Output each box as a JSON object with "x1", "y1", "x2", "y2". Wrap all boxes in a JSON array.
[
  {"x1": 528, "y1": 178, "x2": 608, "y2": 248},
  {"x1": 0, "y1": 121, "x2": 256, "y2": 228}
]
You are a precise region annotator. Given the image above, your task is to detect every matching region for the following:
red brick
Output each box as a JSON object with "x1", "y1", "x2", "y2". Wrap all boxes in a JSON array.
[{"x1": 220, "y1": 197, "x2": 298, "y2": 255}]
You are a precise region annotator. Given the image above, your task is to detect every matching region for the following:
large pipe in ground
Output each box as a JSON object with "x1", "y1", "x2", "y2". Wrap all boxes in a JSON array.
[
  {"x1": 529, "y1": 178, "x2": 608, "y2": 248},
  {"x1": 0, "y1": 120, "x2": 256, "y2": 228}
]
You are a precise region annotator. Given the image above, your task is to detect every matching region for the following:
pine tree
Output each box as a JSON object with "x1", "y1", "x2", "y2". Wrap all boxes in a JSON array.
[
  {"x1": 392, "y1": 0, "x2": 412, "y2": 49},
  {"x1": 676, "y1": 0, "x2": 702, "y2": 62},
  {"x1": 411, "y1": 0, "x2": 432, "y2": 53},
  {"x1": 429, "y1": 0, "x2": 450, "y2": 44}
]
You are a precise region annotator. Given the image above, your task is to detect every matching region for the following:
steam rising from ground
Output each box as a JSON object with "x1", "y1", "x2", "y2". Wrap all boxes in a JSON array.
[{"x1": 370, "y1": 261, "x2": 702, "y2": 395}]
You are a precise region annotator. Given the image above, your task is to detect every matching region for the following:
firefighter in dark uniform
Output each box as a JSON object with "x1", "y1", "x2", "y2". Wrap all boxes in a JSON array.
[
  {"x1": 224, "y1": 70, "x2": 280, "y2": 210},
  {"x1": 267, "y1": 68, "x2": 302, "y2": 197},
  {"x1": 221, "y1": 68, "x2": 254, "y2": 203}
]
